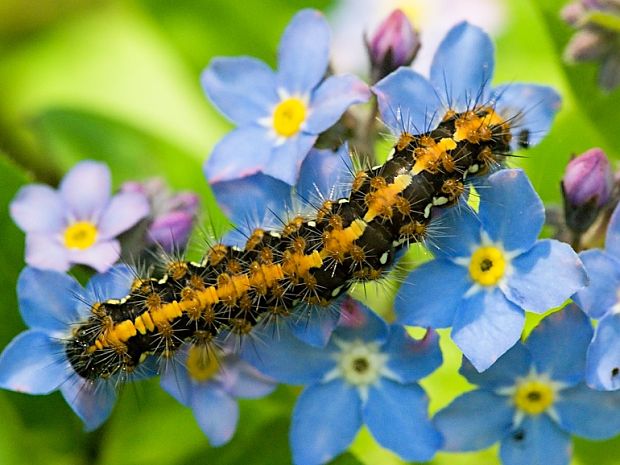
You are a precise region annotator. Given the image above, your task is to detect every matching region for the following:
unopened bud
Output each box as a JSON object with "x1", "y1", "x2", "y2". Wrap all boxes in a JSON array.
[
  {"x1": 562, "y1": 148, "x2": 613, "y2": 233},
  {"x1": 367, "y1": 9, "x2": 420, "y2": 82},
  {"x1": 564, "y1": 29, "x2": 609, "y2": 62}
]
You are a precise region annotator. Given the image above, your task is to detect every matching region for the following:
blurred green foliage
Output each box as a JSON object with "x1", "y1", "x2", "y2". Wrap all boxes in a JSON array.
[{"x1": 0, "y1": 0, "x2": 617, "y2": 464}]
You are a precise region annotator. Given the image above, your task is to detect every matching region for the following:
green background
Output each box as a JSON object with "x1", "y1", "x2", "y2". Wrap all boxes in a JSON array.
[{"x1": 0, "y1": 0, "x2": 618, "y2": 464}]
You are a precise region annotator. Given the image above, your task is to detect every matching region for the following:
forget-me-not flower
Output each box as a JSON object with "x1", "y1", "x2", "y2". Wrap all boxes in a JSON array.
[
  {"x1": 10, "y1": 161, "x2": 149, "y2": 272},
  {"x1": 243, "y1": 297, "x2": 443, "y2": 465},
  {"x1": 395, "y1": 169, "x2": 587, "y2": 371},
  {"x1": 202, "y1": 9, "x2": 370, "y2": 186},
  {"x1": 434, "y1": 305, "x2": 620, "y2": 465},
  {"x1": 573, "y1": 201, "x2": 620, "y2": 390},
  {"x1": 0, "y1": 265, "x2": 151, "y2": 430}
]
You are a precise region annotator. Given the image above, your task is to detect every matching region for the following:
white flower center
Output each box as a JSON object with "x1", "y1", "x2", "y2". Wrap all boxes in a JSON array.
[{"x1": 333, "y1": 339, "x2": 387, "y2": 386}]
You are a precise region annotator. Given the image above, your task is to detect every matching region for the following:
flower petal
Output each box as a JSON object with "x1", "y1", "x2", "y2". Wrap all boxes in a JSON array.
[
  {"x1": 204, "y1": 126, "x2": 273, "y2": 184},
  {"x1": 218, "y1": 356, "x2": 276, "y2": 399},
  {"x1": 59, "y1": 161, "x2": 111, "y2": 221},
  {"x1": 69, "y1": 240, "x2": 121, "y2": 273},
  {"x1": 262, "y1": 133, "x2": 317, "y2": 185},
  {"x1": 605, "y1": 202, "x2": 620, "y2": 260},
  {"x1": 492, "y1": 84, "x2": 561, "y2": 149},
  {"x1": 526, "y1": 304, "x2": 592, "y2": 385},
  {"x1": 305, "y1": 74, "x2": 370, "y2": 133},
  {"x1": 573, "y1": 250, "x2": 620, "y2": 319},
  {"x1": 289, "y1": 303, "x2": 341, "y2": 348},
  {"x1": 241, "y1": 321, "x2": 334, "y2": 385},
  {"x1": 160, "y1": 347, "x2": 192, "y2": 406},
  {"x1": 97, "y1": 192, "x2": 149, "y2": 240},
  {"x1": 81, "y1": 264, "x2": 134, "y2": 313},
  {"x1": 17, "y1": 267, "x2": 82, "y2": 331},
  {"x1": 296, "y1": 145, "x2": 353, "y2": 203},
  {"x1": 332, "y1": 298, "x2": 389, "y2": 344},
  {"x1": 452, "y1": 288, "x2": 525, "y2": 372},
  {"x1": 430, "y1": 22, "x2": 494, "y2": 111},
  {"x1": 277, "y1": 9, "x2": 330, "y2": 94},
  {"x1": 460, "y1": 343, "x2": 532, "y2": 389},
  {"x1": 191, "y1": 386, "x2": 239, "y2": 446},
  {"x1": 427, "y1": 203, "x2": 482, "y2": 259},
  {"x1": 60, "y1": 377, "x2": 116, "y2": 431},
  {"x1": 434, "y1": 389, "x2": 514, "y2": 451},
  {"x1": 291, "y1": 381, "x2": 362, "y2": 465},
  {"x1": 10, "y1": 185, "x2": 64, "y2": 233},
  {"x1": 500, "y1": 415, "x2": 570, "y2": 465},
  {"x1": 502, "y1": 240, "x2": 587, "y2": 313},
  {"x1": 586, "y1": 313, "x2": 620, "y2": 390},
  {"x1": 555, "y1": 383, "x2": 620, "y2": 439},
  {"x1": 383, "y1": 327, "x2": 442, "y2": 383},
  {"x1": 24, "y1": 234, "x2": 70, "y2": 272},
  {"x1": 395, "y1": 260, "x2": 470, "y2": 328},
  {"x1": 201, "y1": 57, "x2": 277, "y2": 125},
  {"x1": 373, "y1": 67, "x2": 443, "y2": 134},
  {"x1": 364, "y1": 381, "x2": 441, "y2": 461},
  {"x1": 479, "y1": 169, "x2": 544, "y2": 252},
  {"x1": 0, "y1": 330, "x2": 68, "y2": 394}
]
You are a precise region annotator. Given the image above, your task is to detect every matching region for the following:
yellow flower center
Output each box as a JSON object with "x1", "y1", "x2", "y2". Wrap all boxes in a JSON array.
[
  {"x1": 186, "y1": 345, "x2": 220, "y2": 382},
  {"x1": 63, "y1": 221, "x2": 98, "y2": 250},
  {"x1": 469, "y1": 246, "x2": 506, "y2": 286},
  {"x1": 273, "y1": 97, "x2": 307, "y2": 137},
  {"x1": 513, "y1": 380, "x2": 555, "y2": 415}
]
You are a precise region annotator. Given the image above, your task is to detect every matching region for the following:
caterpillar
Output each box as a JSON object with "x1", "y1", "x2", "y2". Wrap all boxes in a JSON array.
[{"x1": 65, "y1": 104, "x2": 512, "y2": 381}]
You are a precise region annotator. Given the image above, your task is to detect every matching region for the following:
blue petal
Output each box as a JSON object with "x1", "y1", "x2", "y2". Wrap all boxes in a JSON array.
[
  {"x1": 291, "y1": 381, "x2": 362, "y2": 465},
  {"x1": 82, "y1": 264, "x2": 134, "y2": 310},
  {"x1": 605, "y1": 202, "x2": 620, "y2": 259},
  {"x1": 555, "y1": 383, "x2": 620, "y2": 439},
  {"x1": 60, "y1": 377, "x2": 116, "y2": 431},
  {"x1": 492, "y1": 84, "x2": 561, "y2": 149},
  {"x1": 526, "y1": 305, "x2": 593, "y2": 385},
  {"x1": 427, "y1": 203, "x2": 482, "y2": 259},
  {"x1": 0, "y1": 330, "x2": 68, "y2": 394},
  {"x1": 395, "y1": 259, "x2": 469, "y2": 328},
  {"x1": 191, "y1": 385, "x2": 239, "y2": 446},
  {"x1": 201, "y1": 57, "x2": 277, "y2": 125},
  {"x1": 9, "y1": 184, "x2": 64, "y2": 233},
  {"x1": 364, "y1": 381, "x2": 441, "y2": 461},
  {"x1": 18, "y1": 267, "x2": 82, "y2": 331},
  {"x1": 263, "y1": 133, "x2": 317, "y2": 185},
  {"x1": 460, "y1": 343, "x2": 532, "y2": 389},
  {"x1": 218, "y1": 356, "x2": 276, "y2": 399},
  {"x1": 383, "y1": 327, "x2": 442, "y2": 383},
  {"x1": 212, "y1": 172, "x2": 293, "y2": 240},
  {"x1": 160, "y1": 348, "x2": 192, "y2": 406},
  {"x1": 430, "y1": 22, "x2": 494, "y2": 111},
  {"x1": 573, "y1": 249, "x2": 620, "y2": 319},
  {"x1": 277, "y1": 9, "x2": 330, "y2": 94},
  {"x1": 296, "y1": 145, "x2": 353, "y2": 203},
  {"x1": 586, "y1": 313, "x2": 620, "y2": 390},
  {"x1": 332, "y1": 298, "x2": 389, "y2": 344},
  {"x1": 479, "y1": 169, "x2": 544, "y2": 252},
  {"x1": 373, "y1": 67, "x2": 443, "y2": 135},
  {"x1": 241, "y1": 320, "x2": 334, "y2": 385},
  {"x1": 434, "y1": 389, "x2": 514, "y2": 451},
  {"x1": 452, "y1": 288, "x2": 525, "y2": 372},
  {"x1": 502, "y1": 240, "x2": 587, "y2": 313},
  {"x1": 290, "y1": 303, "x2": 341, "y2": 348},
  {"x1": 204, "y1": 126, "x2": 273, "y2": 184},
  {"x1": 500, "y1": 415, "x2": 570, "y2": 465},
  {"x1": 305, "y1": 75, "x2": 370, "y2": 133}
]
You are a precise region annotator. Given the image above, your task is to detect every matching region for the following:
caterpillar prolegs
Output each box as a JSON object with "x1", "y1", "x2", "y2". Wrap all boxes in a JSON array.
[{"x1": 66, "y1": 105, "x2": 512, "y2": 381}]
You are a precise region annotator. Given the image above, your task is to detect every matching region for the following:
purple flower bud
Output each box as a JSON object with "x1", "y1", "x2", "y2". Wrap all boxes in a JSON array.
[
  {"x1": 367, "y1": 9, "x2": 420, "y2": 82},
  {"x1": 562, "y1": 148, "x2": 613, "y2": 233}
]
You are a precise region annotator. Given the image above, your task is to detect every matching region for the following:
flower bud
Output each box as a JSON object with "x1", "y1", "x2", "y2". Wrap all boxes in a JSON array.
[
  {"x1": 562, "y1": 148, "x2": 613, "y2": 233},
  {"x1": 366, "y1": 9, "x2": 420, "y2": 82},
  {"x1": 564, "y1": 29, "x2": 609, "y2": 62}
]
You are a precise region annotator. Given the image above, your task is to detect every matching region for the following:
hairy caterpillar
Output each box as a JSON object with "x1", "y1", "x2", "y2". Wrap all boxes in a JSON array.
[{"x1": 66, "y1": 105, "x2": 512, "y2": 381}]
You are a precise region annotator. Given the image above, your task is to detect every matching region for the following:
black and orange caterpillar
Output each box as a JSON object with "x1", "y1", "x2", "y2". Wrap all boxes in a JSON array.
[{"x1": 66, "y1": 106, "x2": 513, "y2": 381}]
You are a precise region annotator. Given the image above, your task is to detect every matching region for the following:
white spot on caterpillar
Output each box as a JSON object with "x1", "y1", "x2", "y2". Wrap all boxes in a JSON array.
[
  {"x1": 393, "y1": 238, "x2": 407, "y2": 247},
  {"x1": 424, "y1": 203, "x2": 433, "y2": 218},
  {"x1": 307, "y1": 221, "x2": 317, "y2": 227},
  {"x1": 107, "y1": 299, "x2": 121, "y2": 305},
  {"x1": 190, "y1": 261, "x2": 202, "y2": 267},
  {"x1": 232, "y1": 246, "x2": 243, "y2": 252},
  {"x1": 338, "y1": 198, "x2": 349, "y2": 204},
  {"x1": 331, "y1": 285, "x2": 344, "y2": 297},
  {"x1": 158, "y1": 275, "x2": 169, "y2": 285},
  {"x1": 433, "y1": 196, "x2": 449, "y2": 206},
  {"x1": 469, "y1": 164, "x2": 480, "y2": 174},
  {"x1": 270, "y1": 231, "x2": 282, "y2": 238},
  {"x1": 386, "y1": 148, "x2": 396, "y2": 161},
  {"x1": 379, "y1": 252, "x2": 389, "y2": 265},
  {"x1": 372, "y1": 165, "x2": 382, "y2": 170}
]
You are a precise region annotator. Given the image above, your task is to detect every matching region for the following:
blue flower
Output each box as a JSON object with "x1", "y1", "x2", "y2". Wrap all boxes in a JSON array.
[
  {"x1": 202, "y1": 9, "x2": 370, "y2": 186},
  {"x1": 373, "y1": 22, "x2": 560, "y2": 150},
  {"x1": 243, "y1": 297, "x2": 443, "y2": 465},
  {"x1": 395, "y1": 169, "x2": 587, "y2": 371},
  {"x1": 573, "y1": 202, "x2": 620, "y2": 390},
  {"x1": 0, "y1": 265, "x2": 149, "y2": 431},
  {"x1": 212, "y1": 144, "x2": 353, "y2": 347},
  {"x1": 160, "y1": 342, "x2": 276, "y2": 446},
  {"x1": 10, "y1": 161, "x2": 149, "y2": 272},
  {"x1": 434, "y1": 305, "x2": 620, "y2": 465}
]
